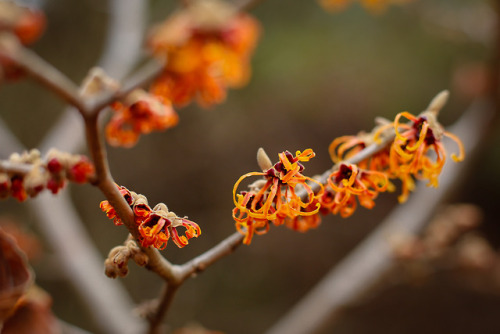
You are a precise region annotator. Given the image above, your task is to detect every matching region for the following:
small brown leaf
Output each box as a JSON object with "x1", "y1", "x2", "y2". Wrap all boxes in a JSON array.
[{"x1": 0, "y1": 228, "x2": 32, "y2": 322}]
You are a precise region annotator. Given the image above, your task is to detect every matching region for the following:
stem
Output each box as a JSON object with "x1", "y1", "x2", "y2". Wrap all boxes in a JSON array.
[
  {"x1": 148, "y1": 283, "x2": 180, "y2": 334},
  {"x1": 178, "y1": 231, "x2": 244, "y2": 281},
  {"x1": 84, "y1": 59, "x2": 165, "y2": 116},
  {"x1": 11, "y1": 45, "x2": 85, "y2": 111},
  {"x1": 83, "y1": 114, "x2": 141, "y2": 239}
]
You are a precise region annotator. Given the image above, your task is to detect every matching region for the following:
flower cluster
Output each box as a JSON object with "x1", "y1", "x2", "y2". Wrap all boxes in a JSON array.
[
  {"x1": 233, "y1": 149, "x2": 324, "y2": 244},
  {"x1": 318, "y1": 0, "x2": 413, "y2": 14},
  {"x1": 105, "y1": 89, "x2": 179, "y2": 147},
  {"x1": 100, "y1": 185, "x2": 201, "y2": 250},
  {"x1": 320, "y1": 163, "x2": 389, "y2": 218},
  {"x1": 232, "y1": 92, "x2": 465, "y2": 244},
  {"x1": 0, "y1": 149, "x2": 95, "y2": 201},
  {"x1": 148, "y1": 0, "x2": 260, "y2": 108},
  {"x1": 330, "y1": 91, "x2": 464, "y2": 203},
  {"x1": 0, "y1": 1, "x2": 45, "y2": 81}
]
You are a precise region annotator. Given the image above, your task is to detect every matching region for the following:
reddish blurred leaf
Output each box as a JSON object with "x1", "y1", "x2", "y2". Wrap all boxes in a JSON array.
[
  {"x1": 0, "y1": 219, "x2": 42, "y2": 262},
  {"x1": 2, "y1": 286, "x2": 61, "y2": 334},
  {"x1": 0, "y1": 228, "x2": 32, "y2": 322}
]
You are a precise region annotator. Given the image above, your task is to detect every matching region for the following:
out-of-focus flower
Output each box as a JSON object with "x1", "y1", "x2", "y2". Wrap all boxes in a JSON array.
[
  {"x1": 233, "y1": 149, "x2": 323, "y2": 244},
  {"x1": 0, "y1": 149, "x2": 95, "y2": 202},
  {"x1": 100, "y1": 185, "x2": 201, "y2": 250},
  {"x1": 0, "y1": 1, "x2": 45, "y2": 82},
  {"x1": 148, "y1": 0, "x2": 260, "y2": 108},
  {"x1": 321, "y1": 163, "x2": 389, "y2": 217},
  {"x1": 0, "y1": 2, "x2": 45, "y2": 45},
  {"x1": 106, "y1": 89, "x2": 179, "y2": 147}
]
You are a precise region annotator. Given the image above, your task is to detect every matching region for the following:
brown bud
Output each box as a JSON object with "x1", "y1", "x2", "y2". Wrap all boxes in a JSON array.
[{"x1": 257, "y1": 147, "x2": 272, "y2": 171}]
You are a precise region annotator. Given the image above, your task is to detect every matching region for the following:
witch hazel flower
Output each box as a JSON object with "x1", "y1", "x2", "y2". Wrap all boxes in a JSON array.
[
  {"x1": 328, "y1": 119, "x2": 394, "y2": 175},
  {"x1": 374, "y1": 90, "x2": 465, "y2": 202},
  {"x1": 100, "y1": 185, "x2": 201, "y2": 250},
  {"x1": 106, "y1": 89, "x2": 179, "y2": 147},
  {"x1": 148, "y1": 0, "x2": 260, "y2": 108},
  {"x1": 233, "y1": 148, "x2": 324, "y2": 244},
  {"x1": 320, "y1": 163, "x2": 389, "y2": 218},
  {"x1": 0, "y1": 149, "x2": 95, "y2": 201}
]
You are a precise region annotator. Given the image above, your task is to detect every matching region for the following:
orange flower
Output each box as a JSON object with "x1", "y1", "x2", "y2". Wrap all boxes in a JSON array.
[
  {"x1": 233, "y1": 149, "x2": 323, "y2": 244},
  {"x1": 284, "y1": 201, "x2": 322, "y2": 233},
  {"x1": 100, "y1": 185, "x2": 201, "y2": 250},
  {"x1": 322, "y1": 163, "x2": 389, "y2": 217},
  {"x1": 99, "y1": 185, "x2": 134, "y2": 226},
  {"x1": 148, "y1": 0, "x2": 260, "y2": 108},
  {"x1": 0, "y1": 2, "x2": 45, "y2": 81},
  {"x1": 106, "y1": 89, "x2": 178, "y2": 147},
  {"x1": 328, "y1": 127, "x2": 393, "y2": 174},
  {"x1": 386, "y1": 110, "x2": 464, "y2": 202},
  {"x1": 138, "y1": 203, "x2": 201, "y2": 250},
  {"x1": 0, "y1": 149, "x2": 95, "y2": 201}
]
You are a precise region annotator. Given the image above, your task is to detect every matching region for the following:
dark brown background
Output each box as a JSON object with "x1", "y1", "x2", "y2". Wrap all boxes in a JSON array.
[{"x1": 1, "y1": 0, "x2": 500, "y2": 333}]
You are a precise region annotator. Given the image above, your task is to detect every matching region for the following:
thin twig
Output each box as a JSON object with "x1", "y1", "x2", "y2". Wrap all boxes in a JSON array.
[
  {"x1": 84, "y1": 114, "x2": 142, "y2": 240},
  {"x1": 178, "y1": 231, "x2": 244, "y2": 281},
  {"x1": 264, "y1": 99, "x2": 494, "y2": 334},
  {"x1": 148, "y1": 284, "x2": 180, "y2": 334},
  {"x1": 84, "y1": 59, "x2": 164, "y2": 115},
  {"x1": 7, "y1": 45, "x2": 85, "y2": 111}
]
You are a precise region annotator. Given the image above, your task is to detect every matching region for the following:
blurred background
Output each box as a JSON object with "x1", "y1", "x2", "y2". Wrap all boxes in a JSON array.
[{"x1": 1, "y1": 0, "x2": 500, "y2": 333}]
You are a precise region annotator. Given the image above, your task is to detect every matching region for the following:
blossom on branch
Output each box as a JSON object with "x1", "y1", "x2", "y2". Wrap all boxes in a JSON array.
[
  {"x1": 233, "y1": 148, "x2": 324, "y2": 244},
  {"x1": 327, "y1": 90, "x2": 465, "y2": 204},
  {"x1": 0, "y1": 1, "x2": 45, "y2": 82},
  {"x1": 0, "y1": 149, "x2": 95, "y2": 201},
  {"x1": 100, "y1": 185, "x2": 201, "y2": 250},
  {"x1": 321, "y1": 163, "x2": 389, "y2": 217},
  {"x1": 328, "y1": 122, "x2": 393, "y2": 174},
  {"x1": 148, "y1": 0, "x2": 260, "y2": 108},
  {"x1": 106, "y1": 89, "x2": 179, "y2": 147},
  {"x1": 382, "y1": 110, "x2": 465, "y2": 202}
]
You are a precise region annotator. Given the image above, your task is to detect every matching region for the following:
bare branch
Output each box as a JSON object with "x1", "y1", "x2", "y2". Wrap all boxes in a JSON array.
[
  {"x1": 147, "y1": 284, "x2": 180, "y2": 334},
  {"x1": 178, "y1": 231, "x2": 244, "y2": 281},
  {"x1": 0, "y1": 40, "x2": 85, "y2": 111},
  {"x1": 264, "y1": 99, "x2": 494, "y2": 334},
  {"x1": 84, "y1": 59, "x2": 164, "y2": 115}
]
